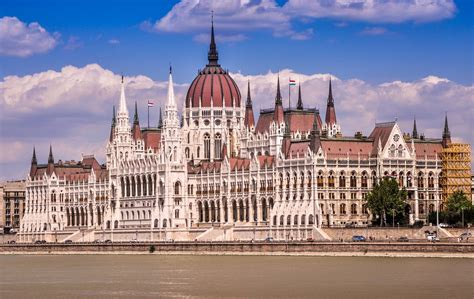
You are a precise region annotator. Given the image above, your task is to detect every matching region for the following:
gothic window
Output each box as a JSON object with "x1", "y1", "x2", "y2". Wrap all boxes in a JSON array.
[
  {"x1": 175, "y1": 209, "x2": 180, "y2": 218},
  {"x1": 398, "y1": 144, "x2": 404, "y2": 157},
  {"x1": 351, "y1": 204, "x2": 357, "y2": 215},
  {"x1": 362, "y1": 204, "x2": 368, "y2": 214},
  {"x1": 197, "y1": 146, "x2": 200, "y2": 158},
  {"x1": 361, "y1": 172, "x2": 368, "y2": 188},
  {"x1": 340, "y1": 203, "x2": 346, "y2": 215},
  {"x1": 389, "y1": 144, "x2": 396, "y2": 157},
  {"x1": 185, "y1": 147, "x2": 190, "y2": 159},
  {"x1": 174, "y1": 181, "x2": 181, "y2": 195},
  {"x1": 339, "y1": 171, "x2": 346, "y2": 188},
  {"x1": 215, "y1": 133, "x2": 222, "y2": 159},
  {"x1": 204, "y1": 133, "x2": 211, "y2": 160},
  {"x1": 350, "y1": 171, "x2": 357, "y2": 188}
]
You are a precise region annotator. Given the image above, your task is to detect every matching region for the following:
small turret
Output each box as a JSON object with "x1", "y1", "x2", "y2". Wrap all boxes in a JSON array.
[
  {"x1": 273, "y1": 75, "x2": 284, "y2": 123},
  {"x1": 442, "y1": 113, "x2": 451, "y2": 148},
  {"x1": 296, "y1": 84, "x2": 303, "y2": 110},
  {"x1": 30, "y1": 147, "x2": 37, "y2": 177},
  {"x1": 158, "y1": 107, "x2": 163, "y2": 129},
  {"x1": 46, "y1": 145, "x2": 55, "y2": 175},
  {"x1": 325, "y1": 78, "x2": 337, "y2": 125},
  {"x1": 109, "y1": 106, "x2": 116, "y2": 142},
  {"x1": 131, "y1": 101, "x2": 142, "y2": 141},
  {"x1": 412, "y1": 117, "x2": 418, "y2": 139},
  {"x1": 244, "y1": 80, "x2": 255, "y2": 128}
]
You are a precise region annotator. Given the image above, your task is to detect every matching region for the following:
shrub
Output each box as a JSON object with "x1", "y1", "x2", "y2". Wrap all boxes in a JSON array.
[{"x1": 149, "y1": 245, "x2": 156, "y2": 253}]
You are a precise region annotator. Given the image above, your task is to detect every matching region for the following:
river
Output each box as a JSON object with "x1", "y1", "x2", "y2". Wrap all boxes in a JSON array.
[{"x1": 0, "y1": 255, "x2": 472, "y2": 298}]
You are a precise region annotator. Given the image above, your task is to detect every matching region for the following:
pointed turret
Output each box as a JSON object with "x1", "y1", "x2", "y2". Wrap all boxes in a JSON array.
[
  {"x1": 207, "y1": 13, "x2": 219, "y2": 66},
  {"x1": 118, "y1": 75, "x2": 129, "y2": 118},
  {"x1": 167, "y1": 66, "x2": 176, "y2": 107},
  {"x1": 244, "y1": 80, "x2": 255, "y2": 128},
  {"x1": 30, "y1": 147, "x2": 37, "y2": 177},
  {"x1": 296, "y1": 84, "x2": 303, "y2": 110},
  {"x1": 131, "y1": 101, "x2": 142, "y2": 141},
  {"x1": 158, "y1": 107, "x2": 163, "y2": 129},
  {"x1": 109, "y1": 106, "x2": 116, "y2": 142},
  {"x1": 273, "y1": 75, "x2": 284, "y2": 123},
  {"x1": 412, "y1": 117, "x2": 418, "y2": 139},
  {"x1": 325, "y1": 78, "x2": 337, "y2": 125},
  {"x1": 48, "y1": 144, "x2": 54, "y2": 164},
  {"x1": 442, "y1": 113, "x2": 451, "y2": 148},
  {"x1": 46, "y1": 145, "x2": 55, "y2": 175}
]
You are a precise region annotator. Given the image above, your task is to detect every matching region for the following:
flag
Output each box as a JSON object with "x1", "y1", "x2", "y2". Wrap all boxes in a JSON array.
[
  {"x1": 147, "y1": 100, "x2": 155, "y2": 107},
  {"x1": 289, "y1": 78, "x2": 296, "y2": 86}
]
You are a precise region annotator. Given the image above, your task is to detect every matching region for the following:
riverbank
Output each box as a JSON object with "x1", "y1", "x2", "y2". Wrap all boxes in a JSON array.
[{"x1": 1, "y1": 241, "x2": 473, "y2": 258}]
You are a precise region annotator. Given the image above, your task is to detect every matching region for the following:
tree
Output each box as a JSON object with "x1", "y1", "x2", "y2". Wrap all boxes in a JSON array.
[
  {"x1": 446, "y1": 191, "x2": 471, "y2": 214},
  {"x1": 365, "y1": 177, "x2": 407, "y2": 226}
]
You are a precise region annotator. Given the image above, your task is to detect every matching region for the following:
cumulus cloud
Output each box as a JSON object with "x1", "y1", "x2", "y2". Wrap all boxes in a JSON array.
[
  {"x1": 0, "y1": 16, "x2": 59, "y2": 57},
  {"x1": 147, "y1": 0, "x2": 310, "y2": 40},
  {"x1": 284, "y1": 0, "x2": 456, "y2": 23},
  {"x1": 144, "y1": 0, "x2": 456, "y2": 41},
  {"x1": 1, "y1": 64, "x2": 472, "y2": 180}
]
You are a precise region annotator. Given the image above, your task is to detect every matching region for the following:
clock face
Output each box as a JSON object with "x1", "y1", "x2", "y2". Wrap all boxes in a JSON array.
[{"x1": 393, "y1": 134, "x2": 400, "y2": 142}]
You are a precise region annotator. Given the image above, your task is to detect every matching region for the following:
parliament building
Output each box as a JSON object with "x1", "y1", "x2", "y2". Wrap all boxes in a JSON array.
[{"x1": 19, "y1": 23, "x2": 458, "y2": 242}]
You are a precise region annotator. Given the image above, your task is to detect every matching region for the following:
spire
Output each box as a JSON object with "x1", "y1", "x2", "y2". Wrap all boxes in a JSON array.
[
  {"x1": 167, "y1": 67, "x2": 176, "y2": 107},
  {"x1": 246, "y1": 80, "x2": 252, "y2": 107},
  {"x1": 158, "y1": 107, "x2": 163, "y2": 128},
  {"x1": 30, "y1": 147, "x2": 37, "y2": 178},
  {"x1": 296, "y1": 83, "x2": 303, "y2": 110},
  {"x1": 327, "y1": 78, "x2": 334, "y2": 107},
  {"x1": 31, "y1": 147, "x2": 37, "y2": 165},
  {"x1": 244, "y1": 80, "x2": 255, "y2": 128},
  {"x1": 442, "y1": 113, "x2": 451, "y2": 147},
  {"x1": 207, "y1": 12, "x2": 219, "y2": 66},
  {"x1": 412, "y1": 116, "x2": 418, "y2": 139},
  {"x1": 275, "y1": 75, "x2": 282, "y2": 105},
  {"x1": 118, "y1": 75, "x2": 129, "y2": 117},
  {"x1": 443, "y1": 113, "x2": 451, "y2": 139},
  {"x1": 325, "y1": 78, "x2": 337, "y2": 125},
  {"x1": 133, "y1": 101, "x2": 139, "y2": 124},
  {"x1": 109, "y1": 106, "x2": 116, "y2": 142},
  {"x1": 48, "y1": 144, "x2": 54, "y2": 164}
]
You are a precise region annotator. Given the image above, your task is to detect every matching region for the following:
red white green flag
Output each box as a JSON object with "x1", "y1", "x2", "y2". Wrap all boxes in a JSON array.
[{"x1": 289, "y1": 78, "x2": 296, "y2": 86}]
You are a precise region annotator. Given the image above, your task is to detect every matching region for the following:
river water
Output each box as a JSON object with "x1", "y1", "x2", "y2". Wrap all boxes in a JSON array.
[{"x1": 0, "y1": 255, "x2": 472, "y2": 298}]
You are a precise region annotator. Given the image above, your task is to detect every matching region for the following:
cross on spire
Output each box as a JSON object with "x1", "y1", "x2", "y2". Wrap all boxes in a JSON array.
[{"x1": 207, "y1": 11, "x2": 219, "y2": 66}]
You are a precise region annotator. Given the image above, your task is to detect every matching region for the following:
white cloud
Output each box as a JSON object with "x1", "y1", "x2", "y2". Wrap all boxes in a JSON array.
[
  {"x1": 360, "y1": 26, "x2": 388, "y2": 36},
  {"x1": 1, "y1": 64, "x2": 472, "y2": 180},
  {"x1": 284, "y1": 0, "x2": 456, "y2": 23},
  {"x1": 193, "y1": 33, "x2": 246, "y2": 43},
  {"x1": 108, "y1": 39, "x2": 120, "y2": 45},
  {"x1": 144, "y1": 0, "x2": 456, "y2": 41},
  {"x1": 0, "y1": 16, "x2": 59, "y2": 57},
  {"x1": 148, "y1": 0, "x2": 310, "y2": 40}
]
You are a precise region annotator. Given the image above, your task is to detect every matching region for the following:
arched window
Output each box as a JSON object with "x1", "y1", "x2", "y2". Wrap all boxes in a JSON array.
[
  {"x1": 361, "y1": 172, "x2": 368, "y2": 188},
  {"x1": 351, "y1": 204, "x2": 357, "y2": 215},
  {"x1": 204, "y1": 133, "x2": 211, "y2": 160},
  {"x1": 397, "y1": 144, "x2": 404, "y2": 157},
  {"x1": 350, "y1": 171, "x2": 357, "y2": 188},
  {"x1": 174, "y1": 181, "x2": 181, "y2": 195},
  {"x1": 339, "y1": 171, "x2": 346, "y2": 188},
  {"x1": 308, "y1": 214, "x2": 314, "y2": 225},
  {"x1": 340, "y1": 203, "x2": 346, "y2": 215},
  {"x1": 328, "y1": 171, "x2": 335, "y2": 188},
  {"x1": 197, "y1": 146, "x2": 200, "y2": 158},
  {"x1": 215, "y1": 133, "x2": 222, "y2": 159},
  {"x1": 287, "y1": 215, "x2": 291, "y2": 225},
  {"x1": 154, "y1": 219, "x2": 158, "y2": 228}
]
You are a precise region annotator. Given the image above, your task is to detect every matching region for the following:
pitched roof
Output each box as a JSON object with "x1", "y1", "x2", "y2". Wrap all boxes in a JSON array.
[{"x1": 320, "y1": 138, "x2": 374, "y2": 160}]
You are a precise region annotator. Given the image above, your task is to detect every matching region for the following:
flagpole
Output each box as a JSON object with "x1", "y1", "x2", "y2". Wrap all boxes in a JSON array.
[
  {"x1": 147, "y1": 104, "x2": 150, "y2": 128},
  {"x1": 288, "y1": 81, "x2": 291, "y2": 110}
]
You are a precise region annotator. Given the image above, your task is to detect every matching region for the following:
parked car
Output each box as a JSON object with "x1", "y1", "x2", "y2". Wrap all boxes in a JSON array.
[
  {"x1": 345, "y1": 223, "x2": 356, "y2": 228},
  {"x1": 439, "y1": 223, "x2": 451, "y2": 228},
  {"x1": 397, "y1": 236, "x2": 409, "y2": 242},
  {"x1": 8, "y1": 240, "x2": 16, "y2": 244},
  {"x1": 130, "y1": 239, "x2": 139, "y2": 243},
  {"x1": 264, "y1": 237, "x2": 274, "y2": 242},
  {"x1": 104, "y1": 239, "x2": 112, "y2": 243},
  {"x1": 352, "y1": 235, "x2": 366, "y2": 242},
  {"x1": 34, "y1": 240, "x2": 46, "y2": 244},
  {"x1": 64, "y1": 240, "x2": 73, "y2": 244},
  {"x1": 459, "y1": 232, "x2": 471, "y2": 241},
  {"x1": 306, "y1": 237, "x2": 314, "y2": 242},
  {"x1": 427, "y1": 235, "x2": 439, "y2": 242}
]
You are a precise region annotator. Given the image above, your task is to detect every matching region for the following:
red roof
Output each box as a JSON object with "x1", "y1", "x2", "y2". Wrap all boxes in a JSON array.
[
  {"x1": 320, "y1": 139, "x2": 373, "y2": 160},
  {"x1": 142, "y1": 129, "x2": 161, "y2": 152},
  {"x1": 257, "y1": 155, "x2": 275, "y2": 168},
  {"x1": 286, "y1": 141, "x2": 310, "y2": 158},
  {"x1": 186, "y1": 66, "x2": 241, "y2": 108},
  {"x1": 30, "y1": 157, "x2": 108, "y2": 183},
  {"x1": 408, "y1": 141, "x2": 443, "y2": 159}
]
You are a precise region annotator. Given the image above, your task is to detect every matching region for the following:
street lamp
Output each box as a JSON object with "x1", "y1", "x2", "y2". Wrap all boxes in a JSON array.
[{"x1": 461, "y1": 207, "x2": 465, "y2": 228}]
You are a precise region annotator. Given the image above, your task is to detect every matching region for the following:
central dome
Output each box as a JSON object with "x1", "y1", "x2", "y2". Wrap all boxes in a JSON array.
[{"x1": 185, "y1": 22, "x2": 241, "y2": 108}]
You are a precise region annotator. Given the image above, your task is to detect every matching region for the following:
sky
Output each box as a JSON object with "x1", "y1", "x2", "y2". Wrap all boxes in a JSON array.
[{"x1": 0, "y1": 0, "x2": 473, "y2": 180}]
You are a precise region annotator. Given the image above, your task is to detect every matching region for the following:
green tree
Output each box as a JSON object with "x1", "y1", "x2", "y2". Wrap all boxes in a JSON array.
[
  {"x1": 446, "y1": 191, "x2": 471, "y2": 214},
  {"x1": 365, "y1": 177, "x2": 407, "y2": 226}
]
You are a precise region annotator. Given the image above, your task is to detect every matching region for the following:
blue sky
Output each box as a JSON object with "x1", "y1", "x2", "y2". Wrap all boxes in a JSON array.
[
  {"x1": 0, "y1": 0, "x2": 473, "y2": 180},
  {"x1": 1, "y1": 0, "x2": 473, "y2": 84}
]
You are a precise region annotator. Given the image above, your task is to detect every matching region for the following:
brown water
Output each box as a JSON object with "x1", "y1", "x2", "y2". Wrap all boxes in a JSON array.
[{"x1": 0, "y1": 255, "x2": 472, "y2": 298}]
